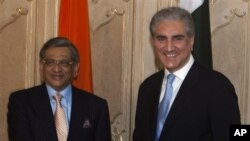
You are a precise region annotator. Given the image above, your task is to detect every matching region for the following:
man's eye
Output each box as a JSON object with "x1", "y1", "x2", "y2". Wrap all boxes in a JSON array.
[
  {"x1": 158, "y1": 38, "x2": 165, "y2": 41},
  {"x1": 156, "y1": 36, "x2": 166, "y2": 41},
  {"x1": 155, "y1": 36, "x2": 167, "y2": 43},
  {"x1": 46, "y1": 60, "x2": 55, "y2": 65},
  {"x1": 175, "y1": 37, "x2": 184, "y2": 40},
  {"x1": 173, "y1": 35, "x2": 185, "y2": 41},
  {"x1": 59, "y1": 61, "x2": 69, "y2": 66}
]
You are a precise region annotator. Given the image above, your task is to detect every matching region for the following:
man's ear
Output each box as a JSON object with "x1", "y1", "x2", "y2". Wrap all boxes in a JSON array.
[
  {"x1": 73, "y1": 63, "x2": 80, "y2": 78},
  {"x1": 190, "y1": 35, "x2": 195, "y2": 51},
  {"x1": 39, "y1": 60, "x2": 44, "y2": 81},
  {"x1": 150, "y1": 36, "x2": 155, "y2": 49}
]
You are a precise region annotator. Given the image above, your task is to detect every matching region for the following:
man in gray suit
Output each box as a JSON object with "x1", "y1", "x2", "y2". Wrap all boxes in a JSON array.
[
  {"x1": 133, "y1": 7, "x2": 241, "y2": 141},
  {"x1": 8, "y1": 37, "x2": 111, "y2": 141}
]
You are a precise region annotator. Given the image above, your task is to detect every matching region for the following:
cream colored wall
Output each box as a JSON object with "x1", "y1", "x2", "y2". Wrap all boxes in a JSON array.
[
  {"x1": 88, "y1": 1, "x2": 134, "y2": 140},
  {"x1": 0, "y1": 1, "x2": 27, "y2": 140},
  {"x1": 0, "y1": 0, "x2": 59, "y2": 140},
  {"x1": 210, "y1": 0, "x2": 250, "y2": 123},
  {"x1": 0, "y1": 0, "x2": 250, "y2": 141}
]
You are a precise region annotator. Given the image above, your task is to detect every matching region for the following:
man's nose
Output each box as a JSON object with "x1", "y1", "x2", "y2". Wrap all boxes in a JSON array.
[
  {"x1": 165, "y1": 40, "x2": 174, "y2": 51},
  {"x1": 52, "y1": 64, "x2": 63, "y2": 72}
]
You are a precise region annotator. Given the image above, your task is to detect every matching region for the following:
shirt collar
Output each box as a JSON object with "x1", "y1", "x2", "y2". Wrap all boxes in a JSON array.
[{"x1": 46, "y1": 84, "x2": 72, "y2": 101}]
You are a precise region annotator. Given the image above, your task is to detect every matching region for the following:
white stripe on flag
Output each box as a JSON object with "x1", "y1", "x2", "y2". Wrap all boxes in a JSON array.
[{"x1": 179, "y1": 0, "x2": 204, "y2": 13}]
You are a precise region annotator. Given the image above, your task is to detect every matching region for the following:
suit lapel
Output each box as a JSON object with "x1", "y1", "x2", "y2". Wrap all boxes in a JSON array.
[
  {"x1": 160, "y1": 62, "x2": 201, "y2": 139},
  {"x1": 31, "y1": 84, "x2": 58, "y2": 140},
  {"x1": 150, "y1": 71, "x2": 165, "y2": 140},
  {"x1": 67, "y1": 87, "x2": 90, "y2": 140}
]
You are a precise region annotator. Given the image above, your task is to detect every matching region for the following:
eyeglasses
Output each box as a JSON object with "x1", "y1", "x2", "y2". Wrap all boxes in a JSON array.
[{"x1": 42, "y1": 59, "x2": 74, "y2": 68}]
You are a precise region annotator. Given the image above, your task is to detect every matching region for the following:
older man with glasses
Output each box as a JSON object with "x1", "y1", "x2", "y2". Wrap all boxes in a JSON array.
[{"x1": 7, "y1": 37, "x2": 111, "y2": 141}]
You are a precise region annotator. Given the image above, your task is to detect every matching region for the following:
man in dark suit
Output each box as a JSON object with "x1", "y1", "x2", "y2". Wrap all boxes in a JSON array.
[
  {"x1": 133, "y1": 7, "x2": 241, "y2": 141},
  {"x1": 7, "y1": 37, "x2": 111, "y2": 141}
]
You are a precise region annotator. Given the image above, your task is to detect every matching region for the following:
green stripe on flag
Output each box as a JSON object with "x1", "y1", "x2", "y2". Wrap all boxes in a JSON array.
[{"x1": 191, "y1": 0, "x2": 213, "y2": 69}]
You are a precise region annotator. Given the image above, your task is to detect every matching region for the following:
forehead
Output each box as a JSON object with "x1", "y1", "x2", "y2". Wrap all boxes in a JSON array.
[
  {"x1": 44, "y1": 47, "x2": 71, "y2": 59},
  {"x1": 154, "y1": 20, "x2": 187, "y2": 34}
]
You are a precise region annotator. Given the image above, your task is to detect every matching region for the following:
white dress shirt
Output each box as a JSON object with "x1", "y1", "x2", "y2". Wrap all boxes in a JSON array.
[{"x1": 159, "y1": 55, "x2": 194, "y2": 111}]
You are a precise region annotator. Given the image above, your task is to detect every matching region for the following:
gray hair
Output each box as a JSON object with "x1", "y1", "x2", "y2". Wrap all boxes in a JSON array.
[
  {"x1": 149, "y1": 7, "x2": 195, "y2": 37},
  {"x1": 39, "y1": 37, "x2": 79, "y2": 62}
]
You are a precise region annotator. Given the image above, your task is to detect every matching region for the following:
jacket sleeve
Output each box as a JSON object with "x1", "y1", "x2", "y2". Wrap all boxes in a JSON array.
[
  {"x1": 7, "y1": 92, "x2": 33, "y2": 141},
  {"x1": 94, "y1": 100, "x2": 112, "y2": 141},
  {"x1": 210, "y1": 79, "x2": 241, "y2": 141}
]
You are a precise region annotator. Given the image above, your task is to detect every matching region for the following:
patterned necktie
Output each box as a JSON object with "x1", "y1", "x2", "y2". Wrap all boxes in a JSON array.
[
  {"x1": 54, "y1": 94, "x2": 68, "y2": 141},
  {"x1": 155, "y1": 74, "x2": 175, "y2": 141}
]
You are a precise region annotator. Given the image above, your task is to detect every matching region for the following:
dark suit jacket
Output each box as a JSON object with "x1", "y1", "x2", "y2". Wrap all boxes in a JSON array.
[
  {"x1": 7, "y1": 84, "x2": 111, "y2": 141},
  {"x1": 133, "y1": 61, "x2": 241, "y2": 141}
]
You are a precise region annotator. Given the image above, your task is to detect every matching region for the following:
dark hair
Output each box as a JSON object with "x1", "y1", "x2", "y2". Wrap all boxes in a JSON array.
[
  {"x1": 39, "y1": 37, "x2": 79, "y2": 62},
  {"x1": 149, "y1": 7, "x2": 195, "y2": 37}
]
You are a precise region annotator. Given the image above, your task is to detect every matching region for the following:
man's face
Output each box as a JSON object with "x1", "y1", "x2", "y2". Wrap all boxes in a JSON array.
[
  {"x1": 152, "y1": 20, "x2": 194, "y2": 72},
  {"x1": 40, "y1": 47, "x2": 79, "y2": 91}
]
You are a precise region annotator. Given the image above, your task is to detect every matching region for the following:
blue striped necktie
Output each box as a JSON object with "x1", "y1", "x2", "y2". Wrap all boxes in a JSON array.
[{"x1": 155, "y1": 74, "x2": 175, "y2": 141}]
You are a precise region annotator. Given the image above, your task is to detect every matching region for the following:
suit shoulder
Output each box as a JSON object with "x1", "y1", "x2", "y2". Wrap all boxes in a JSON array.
[
  {"x1": 10, "y1": 85, "x2": 42, "y2": 98},
  {"x1": 211, "y1": 70, "x2": 234, "y2": 87},
  {"x1": 197, "y1": 64, "x2": 234, "y2": 87},
  {"x1": 73, "y1": 87, "x2": 107, "y2": 103},
  {"x1": 8, "y1": 85, "x2": 45, "y2": 107},
  {"x1": 140, "y1": 70, "x2": 164, "y2": 86}
]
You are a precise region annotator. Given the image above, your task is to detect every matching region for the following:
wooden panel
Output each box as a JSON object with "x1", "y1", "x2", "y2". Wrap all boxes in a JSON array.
[
  {"x1": 0, "y1": 0, "x2": 59, "y2": 140},
  {"x1": 210, "y1": 0, "x2": 249, "y2": 123},
  {"x1": 88, "y1": 0, "x2": 133, "y2": 140}
]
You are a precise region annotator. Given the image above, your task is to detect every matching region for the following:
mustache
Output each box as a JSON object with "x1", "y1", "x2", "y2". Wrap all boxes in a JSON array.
[{"x1": 161, "y1": 48, "x2": 178, "y2": 56}]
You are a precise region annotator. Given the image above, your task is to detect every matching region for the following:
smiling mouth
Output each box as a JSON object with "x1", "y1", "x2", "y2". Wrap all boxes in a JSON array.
[
  {"x1": 51, "y1": 74, "x2": 64, "y2": 80},
  {"x1": 162, "y1": 51, "x2": 177, "y2": 57},
  {"x1": 166, "y1": 54, "x2": 176, "y2": 57}
]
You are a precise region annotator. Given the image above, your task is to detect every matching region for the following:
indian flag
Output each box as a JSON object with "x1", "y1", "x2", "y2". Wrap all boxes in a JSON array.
[
  {"x1": 59, "y1": 0, "x2": 93, "y2": 92},
  {"x1": 179, "y1": 0, "x2": 213, "y2": 69}
]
